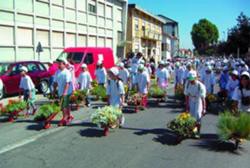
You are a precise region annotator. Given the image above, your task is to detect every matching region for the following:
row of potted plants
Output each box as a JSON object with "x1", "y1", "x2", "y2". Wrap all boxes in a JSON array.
[{"x1": 0, "y1": 100, "x2": 27, "y2": 122}]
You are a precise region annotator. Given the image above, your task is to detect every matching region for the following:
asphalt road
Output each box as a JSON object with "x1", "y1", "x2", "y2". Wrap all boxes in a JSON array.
[{"x1": 0, "y1": 91, "x2": 249, "y2": 168}]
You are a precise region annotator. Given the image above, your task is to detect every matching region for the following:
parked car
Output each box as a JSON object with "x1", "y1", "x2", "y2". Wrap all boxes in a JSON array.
[
  {"x1": 0, "y1": 61, "x2": 51, "y2": 99},
  {"x1": 56, "y1": 47, "x2": 115, "y2": 78}
]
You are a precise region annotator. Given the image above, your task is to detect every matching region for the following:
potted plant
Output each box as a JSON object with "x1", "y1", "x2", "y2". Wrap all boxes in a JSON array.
[
  {"x1": 149, "y1": 85, "x2": 166, "y2": 99},
  {"x1": 34, "y1": 104, "x2": 61, "y2": 129},
  {"x1": 175, "y1": 85, "x2": 185, "y2": 100},
  {"x1": 217, "y1": 111, "x2": 250, "y2": 149},
  {"x1": 2, "y1": 100, "x2": 27, "y2": 122},
  {"x1": 127, "y1": 93, "x2": 142, "y2": 113},
  {"x1": 91, "y1": 106, "x2": 122, "y2": 136},
  {"x1": 91, "y1": 85, "x2": 107, "y2": 102},
  {"x1": 167, "y1": 112, "x2": 198, "y2": 143},
  {"x1": 70, "y1": 89, "x2": 88, "y2": 110}
]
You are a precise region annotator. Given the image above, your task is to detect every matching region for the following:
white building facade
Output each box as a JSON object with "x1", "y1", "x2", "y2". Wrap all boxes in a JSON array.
[{"x1": 0, "y1": 0, "x2": 127, "y2": 62}]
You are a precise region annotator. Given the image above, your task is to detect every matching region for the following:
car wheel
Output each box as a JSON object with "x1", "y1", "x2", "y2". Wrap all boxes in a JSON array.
[{"x1": 39, "y1": 80, "x2": 49, "y2": 94}]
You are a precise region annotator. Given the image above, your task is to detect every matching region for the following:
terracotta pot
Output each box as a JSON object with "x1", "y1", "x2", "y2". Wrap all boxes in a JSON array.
[
  {"x1": 104, "y1": 127, "x2": 109, "y2": 136},
  {"x1": 8, "y1": 116, "x2": 14, "y2": 122}
]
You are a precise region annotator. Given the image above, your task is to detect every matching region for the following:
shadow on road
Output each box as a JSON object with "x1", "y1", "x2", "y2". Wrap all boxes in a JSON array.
[
  {"x1": 191, "y1": 133, "x2": 244, "y2": 155},
  {"x1": 122, "y1": 127, "x2": 181, "y2": 146},
  {"x1": 78, "y1": 128, "x2": 104, "y2": 138}
]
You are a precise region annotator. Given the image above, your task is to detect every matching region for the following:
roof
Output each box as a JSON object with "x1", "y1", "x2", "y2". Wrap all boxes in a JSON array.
[
  {"x1": 157, "y1": 15, "x2": 178, "y2": 24},
  {"x1": 128, "y1": 4, "x2": 165, "y2": 24}
]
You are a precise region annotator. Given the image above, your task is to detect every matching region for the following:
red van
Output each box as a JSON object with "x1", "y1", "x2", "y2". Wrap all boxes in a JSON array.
[{"x1": 56, "y1": 47, "x2": 115, "y2": 78}]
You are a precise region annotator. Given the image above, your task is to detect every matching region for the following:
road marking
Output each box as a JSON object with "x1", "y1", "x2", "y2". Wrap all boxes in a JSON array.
[{"x1": 0, "y1": 127, "x2": 65, "y2": 155}]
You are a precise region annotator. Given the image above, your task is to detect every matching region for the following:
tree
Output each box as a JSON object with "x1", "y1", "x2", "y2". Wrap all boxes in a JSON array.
[
  {"x1": 191, "y1": 19, "x2": 219, "y2": 55},
  {"x1": 227, "y1": 12, "x2": 250, "y2": 56}
]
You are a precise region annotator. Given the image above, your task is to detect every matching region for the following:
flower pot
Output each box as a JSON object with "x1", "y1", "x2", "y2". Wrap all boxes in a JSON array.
[
  {"x1": 8, "y1": 116, "x2": 15, "y2": 122},
  {"x1": 104, "y1": 127, "x2": 109, "y2": 136}
]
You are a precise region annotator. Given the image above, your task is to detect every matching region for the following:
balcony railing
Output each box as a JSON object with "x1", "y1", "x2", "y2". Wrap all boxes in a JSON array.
[{"x1": 134, "y1": 29, "x2": 161, "y2": 41}]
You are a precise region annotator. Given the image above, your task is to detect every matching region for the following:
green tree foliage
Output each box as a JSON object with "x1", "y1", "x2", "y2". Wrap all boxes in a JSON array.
[
  {"x1": 217, "y1": 13, "x2": 250, "y2": 58},
  {"x1": 191, "y1": 19, "x2": 219, "y2": 55}
]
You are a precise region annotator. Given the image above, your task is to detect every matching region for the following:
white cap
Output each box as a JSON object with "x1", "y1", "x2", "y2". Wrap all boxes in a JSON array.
[
  {"x1": 109, "y1": 67, "x2": 119, "y2": 76},
  {"x1": 206, "y1": 66, "x2": 212, "y2": 71},
  {"x1": 81, "y1": 64, "x2": 87, "y2": 68},
  {"x1": 139, "y1": 59, "x2": 145, "y2": 64},
  {"x1": 20, "y1": 66, "x2": 28, "y2": 73},
  {"x1": 118, "y1": 62, "x2": 124, "y2": 67},
  {"x1": 231, "y1": 70, "x2": 239, "y2": 76},
  {"x1": 56, "y1": 57, "x2": 68, "y2": 64},
  {"x1": 138, "y1": 64, "x2": 144, "y2": 71},
  {"x1": 97, "y1": 60, "x2": 103, "y2": 65},
  {"x1": 187, "y1": 70, "x2": 197, "y2": 81},
  {"x1": 241, "y1": 71, "x2": 250, "y2": 78}
]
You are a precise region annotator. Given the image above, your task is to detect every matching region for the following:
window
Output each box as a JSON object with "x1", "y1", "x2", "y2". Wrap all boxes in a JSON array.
[
  {"x1": 88, "y1": 4, "x2": 96, "y2": 14},
  {"x1": 106, "y1": 5, "x2": 112, "y2": 19},
  {"x1": 26, "y1": 63, "x2": 39, "y2": 72},
  {"x1": 84, "y1": 53, "x2": 94, "y2": 65},
  {"x1": 67, "y1": 52, "x2": 84, "y2": 63},
  {"x1": 117, "y1": 31, "x2": 123, "y2": 43},
  {"x1": 37, "y1": 63, "x2": 46, "y2": 71}
]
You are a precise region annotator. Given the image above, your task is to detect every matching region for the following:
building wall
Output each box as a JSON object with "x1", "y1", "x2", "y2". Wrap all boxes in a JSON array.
[
  {"x1": 126, "y1": 7, "x2": 162, "y2": 63},
  {"x1": 0, "y1": 0, "x2": 127, "y2": 62},
  {"x1": 162, "y1": 35, "x2": 171, "y2": 60}
]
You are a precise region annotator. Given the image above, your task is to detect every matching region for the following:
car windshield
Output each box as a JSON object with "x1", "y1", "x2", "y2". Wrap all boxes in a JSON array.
[
  {"x1": 0, "y1": 63, "x2": 10, "y2": 75},
  {"x1": 57, "y1": 52, "x2": 84, "y2": 64}
]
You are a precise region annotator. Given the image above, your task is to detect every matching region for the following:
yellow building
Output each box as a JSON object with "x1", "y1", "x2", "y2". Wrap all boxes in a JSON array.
[{"x1": 126, "y1": 4, "x2": 164, "y2": 63}]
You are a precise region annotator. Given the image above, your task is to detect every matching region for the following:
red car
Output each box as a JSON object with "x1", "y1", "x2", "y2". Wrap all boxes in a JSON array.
[{"x1": 0, "y1": 61, "x2": 51, "y2": 99}]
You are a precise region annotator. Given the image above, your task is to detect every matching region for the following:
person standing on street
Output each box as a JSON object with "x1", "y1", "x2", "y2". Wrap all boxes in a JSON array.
[
  {"x1": 19, "y1": 66, "x2": 37, "y2": 116},
  {"x1": 226, "y1": 70, "x2": 240, "y2": 100},
  {"x1": 184, "y1": 70, "x2": 206, "y2": 138},
  {"x1": 54, "y1": 58, "x2": 74, "y2": 126},
  {"x1": 232, "y1": 71, "x2": 250, "y2": 112},
  {"x1": 95, "y1": 60, "x2": 107, "y2": 86},
  {"x1": 78, "y1": 64, "x2": 92, "y2": 107},
  {"x1": 136, "y1": 64, "x2": 150, "y2": 108},
  {"x1": 201, "y1": 66, "x2": 216, "y2": 94}
]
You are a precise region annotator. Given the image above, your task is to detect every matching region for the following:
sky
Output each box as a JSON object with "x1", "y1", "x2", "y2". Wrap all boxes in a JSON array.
[{"x1": 128, "y1": 0, "x2": 250, "y2": 49}]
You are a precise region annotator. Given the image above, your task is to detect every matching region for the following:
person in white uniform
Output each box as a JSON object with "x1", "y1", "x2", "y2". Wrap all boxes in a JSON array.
[
  {"x1": 118, "y1": 62, "x2": 130, "y2": 85},
  {"x1": 19, "y1": 66, "x2": 37, "y2": 116},
  {"x1": 95, "y1": 60, "x2": 107, "y2": 86},
  {"x1": 106, "y1": 67, "x2": 125, "y2": 108},
  {"x1": 136, "y1": 64, "x2": 150, "y2": 107},
  {"x1": 174, "y1": 62, "x2": 185, "y2": 90},
  {"x1": 78, "y1": 64, "x2": 92, "y2": 107},
  {"x1": 226, "y1": 70, "x2": 240, "y2": 99},
  {"x1": 54, "y1": 57, "x2": 74, "y2": 126},
  {"x1": 184, "y1": 70, "x2": 206, "y2": 138},
  {"x1": 232, "y1": 71, "x2": 250, "y2": 112},
  {"x1": 201, "y1": 66, "x2": 216, "y2": 94},
  {"x1": 156, "y1": 61, "x2": 169, "y2": 89}
]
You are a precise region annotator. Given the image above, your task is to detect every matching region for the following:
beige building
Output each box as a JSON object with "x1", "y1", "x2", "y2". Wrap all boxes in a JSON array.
[
  {"x1": 126, "y1": 4, "x2": 164, "y2": 63},
  {"x1": 0, "y1": 0, "x2": 128, "y2": 62}
]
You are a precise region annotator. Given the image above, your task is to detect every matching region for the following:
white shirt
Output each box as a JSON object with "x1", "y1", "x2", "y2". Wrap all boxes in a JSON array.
[
  {"x1": 232, "y1": 87, "x2": 250, "y2": 112},
  {"x1": 201, "y1": 72, "x2": 216, "y2": 94},
  {"x1": 131, "y1": 57, "x2": 142, "y2": 73},
  {"x1": 156, "y1": 68, "x2": 169, "y2": 88},
  {"x1": 78, "y1": 71, "x2": 92, "y2": 90},
  {"x1": 119, "y1": 68, "x2": 130, "y2": 85},
  {"x1": 19, "y1": 75, "x2": 35, "y2": 91},
  {"x1": 106, "y1": 79, "x2": 125, "y2": 107},
  {"x1": 95, "y1": 68, "x2": 107, "y2": 84},
  {"x1": 175, "y1": 67, "x2": 184, "y2": 85},
  {"x1": 136, "y1": 71, "x2": 150, "y2": 94},
  {"x1": 226, "y1": 78, "x2": 239, "y2": 99},
  {"x1": 54, "y1": 69, "x2": 73, "y2": 96}
]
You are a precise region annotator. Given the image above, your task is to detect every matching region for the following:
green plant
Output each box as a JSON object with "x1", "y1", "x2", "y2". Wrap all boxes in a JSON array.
[
  {"x1": 34, "y1": 104, "x2": 61, "y2": 121},
  {"x1": 217, "y1": 111, "x2": 250, "y2": 141},
  {"x1": 91, "y1": 85, "x2": 107, "y2": 100},
  {"x1": 70, "y1": 90, "x2": 88, "y2": 104},
  {"x1": 167, "y1": 112, "x2": 197, "y2": 138},
  {"x1": 4, "y1": 101, "x2": 27, "y2": 114},
  {"x1": 149, "y1": 85, "x2": 165, "y2": 98},
  {"x1": 91, "y1": 106, "x2": 122, "y2": 127}
]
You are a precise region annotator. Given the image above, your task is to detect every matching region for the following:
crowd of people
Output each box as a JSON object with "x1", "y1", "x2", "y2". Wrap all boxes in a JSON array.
[{"x1": 17, "y1": 52, "x2": 250, "y2": 137}]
